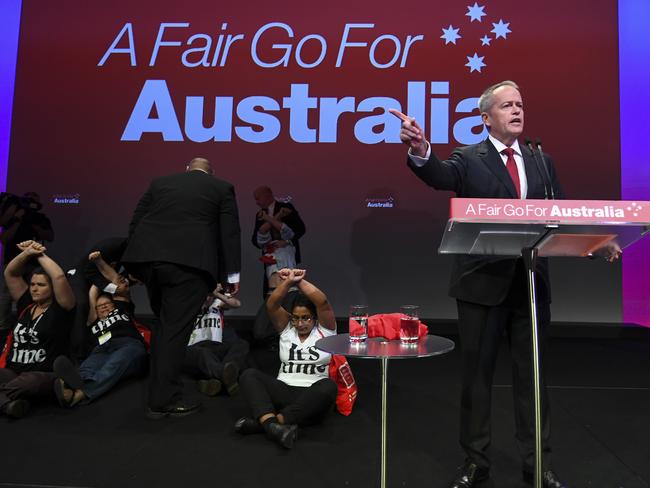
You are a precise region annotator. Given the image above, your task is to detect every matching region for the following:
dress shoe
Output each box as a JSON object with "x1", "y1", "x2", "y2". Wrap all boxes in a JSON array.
[
  {"x1": 523, "y1": 470, "x2": 570, "y2": 488},
  {"x1": 265, "y1": 421, "x2": 298, "y2": 449},
  {"x1": 197, "y1": 378, "x2": 222, "y2": 396},
  {"x1": 1, "y1": 399, "x2": 30, "y2": 419},
  {"x1": 234, "y1": 416, "x2": 264, "y2": 435},
  {"x1": 221, "y1": 362, "x2": 240, "y2": 396},
  {"x1": 146, "y1": 401, "x2": 201, "y2": 419},
  {"x1": 449, "y1": 462, "x2": 489, "y2": 488}
]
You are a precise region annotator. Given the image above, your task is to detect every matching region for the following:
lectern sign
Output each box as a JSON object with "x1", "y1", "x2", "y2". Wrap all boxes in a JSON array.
[
  {"x1": 449, "y1": 199, "x2": 650, "y2": 225},
  {"x1": 441, "y1": 198, "x2": 650, "y2": 258}
]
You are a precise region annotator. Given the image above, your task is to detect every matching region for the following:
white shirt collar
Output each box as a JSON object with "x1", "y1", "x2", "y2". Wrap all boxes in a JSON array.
[{"x1": 488, "y1": 134, "x2": 522, "y2": 157}]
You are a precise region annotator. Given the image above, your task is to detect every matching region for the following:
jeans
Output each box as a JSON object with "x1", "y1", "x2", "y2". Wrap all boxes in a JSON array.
[{"x1": 79, "y1": 336, "x2": 147, "y2": 400}]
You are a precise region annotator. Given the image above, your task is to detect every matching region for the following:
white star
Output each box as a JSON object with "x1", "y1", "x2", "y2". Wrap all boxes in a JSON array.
[
  {"x1": 491, "y1": 19, "x2": 511, "y2": 39},
  {"x1": 465, "y1": 53, "x2": 486, "y2": 73},
  {"x1": 466, "y1": 2, "x2": 486, "y2": 22},
  {"x1": 480, "y1": 35, "x2": 491, "y2": 46},
  {"x1": 441, "y1": 25, "x2": 462, "y2": 45}
]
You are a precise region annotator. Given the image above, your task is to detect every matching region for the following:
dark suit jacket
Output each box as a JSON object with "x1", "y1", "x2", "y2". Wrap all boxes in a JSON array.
[
  {"x1": 123, "y1": 170, "x2": 241, "y2": 286},
  {"x1": 251, "y1": 200, "x2": 306, "y2": 264},
  {"x1": 408, "y1": 138, "x2": 563, "y2": 306}
]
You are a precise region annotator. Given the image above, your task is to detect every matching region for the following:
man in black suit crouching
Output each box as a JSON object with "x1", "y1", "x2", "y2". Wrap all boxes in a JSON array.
[
  {"x1": 391, "y1": 81, "x2": 571, "y2": 488},
  {"x1": 123, "y1": 157, "x2": 241, "y2": 419}
]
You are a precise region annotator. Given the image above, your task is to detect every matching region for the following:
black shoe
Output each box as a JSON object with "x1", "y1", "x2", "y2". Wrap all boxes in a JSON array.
[
  {"x1": 234, "y1": 416, "x2": 264, "y2": 435},
  {"x1": 146, "y1": 401, "x2": 201, "y2": 420},
  {"x1": 53, "y1": 355, "x2": 83, "y2": 390},
  {"x1": 449, "y1": 462, "x2": 489, "y2": 488},
  {"x1": 2, "y1": 399, "x2": 30, "y2": 419},
  {"x1": 222, "y1": 362, "x2": 240, "y2": 396},
  {"x1": 197, "y1": 378, "x2": 222, "y2": 396},
  {"x1": 265, "y1": 421, "x2": 298, "y2": 449},
  {"x1": 523, "y1": 470, "x2": 570, "y2": 488}
]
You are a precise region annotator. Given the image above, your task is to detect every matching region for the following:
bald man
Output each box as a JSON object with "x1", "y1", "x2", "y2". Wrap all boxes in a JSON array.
[{"x1": 123, "y1": 157, "x2": 241, "y2": 418}]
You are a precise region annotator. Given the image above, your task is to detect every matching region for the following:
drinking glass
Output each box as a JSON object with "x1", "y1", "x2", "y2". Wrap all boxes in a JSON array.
[
  {"x1": 399, "y1": 305, "x2": 420, "y2": 344},
  {"x1": 349, "y1": 305, "x2": 368, "y2": 342}
]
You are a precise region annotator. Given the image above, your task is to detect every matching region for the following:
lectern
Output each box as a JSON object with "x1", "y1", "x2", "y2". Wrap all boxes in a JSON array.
[{"x1": 439, "y1": 198, "x2": 650, "y2": 488}]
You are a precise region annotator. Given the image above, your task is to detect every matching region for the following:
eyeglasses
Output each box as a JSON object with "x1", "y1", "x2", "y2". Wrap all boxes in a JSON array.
[{"x1": 290, "y1": 315, "x2": 314, "y2": 325}]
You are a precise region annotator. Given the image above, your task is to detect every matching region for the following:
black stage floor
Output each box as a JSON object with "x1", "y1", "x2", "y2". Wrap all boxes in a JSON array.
[{"x1": 2, "y1": 336, "x2": 649, "y2": 488}]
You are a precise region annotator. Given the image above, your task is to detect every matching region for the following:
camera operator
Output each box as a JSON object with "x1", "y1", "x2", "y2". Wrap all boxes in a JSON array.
[{"x1": 0, "y1": 192, "x2": 54, "y2": 334}]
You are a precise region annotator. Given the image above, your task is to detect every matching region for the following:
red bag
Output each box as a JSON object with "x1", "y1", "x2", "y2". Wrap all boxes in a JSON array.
[
  {"x1": 317, "y1": 327, "x2": 357, "y2": 415},
  {"x1": 0, "y1": 332, "x2": 12, "y2": 368},
  {"x1": 329, "y1": 353, "x2": 357, "y2": 416},
  {"x1": 133, "y1": 320, "x2": 152, "y2": 351}
]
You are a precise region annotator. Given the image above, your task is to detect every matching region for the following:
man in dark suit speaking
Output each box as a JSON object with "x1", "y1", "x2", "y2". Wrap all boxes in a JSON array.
[
  {"x1": 391, "y1": 81, "x2": 569, "y2": 488},
  {"x1": 123, "y1": 157, "x2": 241, "y2": 419}
]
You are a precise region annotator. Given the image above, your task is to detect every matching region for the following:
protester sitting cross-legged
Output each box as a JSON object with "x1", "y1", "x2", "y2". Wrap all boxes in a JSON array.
[
  {"x1": 183, "y1": 284, "x2": 248, "y2": 397},
  {"x1": 236, "y1": 268, "x2": 337, "y2": 449},
  {"x1": 0, "y1": 240, "x2": 75, "y2": 418},
  {"x1": 53, "y1": 251, "x2": 147, "y2": 407}
]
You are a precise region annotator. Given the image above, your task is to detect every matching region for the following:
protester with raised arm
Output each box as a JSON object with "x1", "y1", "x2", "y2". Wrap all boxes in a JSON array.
[
  {"x1": 0, "y1": 240, "x2": 74, "y2": 418},
  {"x1": 235, "y1": 268, "x2": 336, "y2": 449}
]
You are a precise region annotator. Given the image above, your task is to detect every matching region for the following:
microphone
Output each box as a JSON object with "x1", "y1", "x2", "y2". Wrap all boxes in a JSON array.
[
  {"x1": 525, "y1": 137, "x2": 549, "y2": 199},
  {"x1": 535, "y1": 138, "x2": 555, "y2": 199}
]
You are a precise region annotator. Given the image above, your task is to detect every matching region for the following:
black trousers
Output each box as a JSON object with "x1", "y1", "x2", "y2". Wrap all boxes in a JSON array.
[
  {"x1": 183, "y1": 328, "x2": 249, "y2": 380},
  {"x1": 239, "y1": 368, "x2": 336, "y2": 426},
  {"x1": 136, "y1": 262, "x2": 211, "y2": 409},
  {"x1": 456, "y1": 266, "x2": 552, "y2": 474},
  {"x1": 0, "y1": 368, "x2": 56, "y2": 409}
]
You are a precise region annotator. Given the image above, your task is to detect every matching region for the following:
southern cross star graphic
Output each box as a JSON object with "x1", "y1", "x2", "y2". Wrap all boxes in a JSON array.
[
  {"x1": 465, "y1": 53, "x2": 486, "y2": 72},
  {"x1": 441, "y1": 25, "x2": 462, "y2": 45},
  {"x1": 491, "y1": 19, "x2": 512, "y2": 39},
  {"x1": 466, "y1": 2, "x2": 486, "y2": 22},
  {"x1": 480, "y1": 35, "x2": 491, "y2": 46}
]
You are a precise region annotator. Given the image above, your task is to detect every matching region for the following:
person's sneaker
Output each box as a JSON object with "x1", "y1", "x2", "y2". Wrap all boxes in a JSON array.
[
  {"x1": 222, "y1": 362, "x2": 240, "y2": 396},
  {"x1": 53, "y1": 355, "x2": 83, "y2": 390},
  {"x1": 2, "y1": 399, "x2": 30, "y2": 419},
  {"x1": 53, "y1": 378, "x2": 73, "y2": 407},
  {"x1": 197, "y1": 378, "x2": 222, "y2": 396}
]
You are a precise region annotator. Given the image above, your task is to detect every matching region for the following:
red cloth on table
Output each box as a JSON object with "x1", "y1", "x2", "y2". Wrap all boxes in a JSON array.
[{"x1": 349, "y1": 313, "x2": 428, "y2": 340}]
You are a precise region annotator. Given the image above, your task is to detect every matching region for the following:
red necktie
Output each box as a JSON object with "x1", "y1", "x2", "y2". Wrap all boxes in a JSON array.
[{"x1": 502, "y1": 147, "x2": 521, "y2": 198}]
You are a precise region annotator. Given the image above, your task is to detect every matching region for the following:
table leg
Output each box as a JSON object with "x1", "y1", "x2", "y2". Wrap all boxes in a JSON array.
[{"x1": 381, "y1": 357, "x2": 388, "y2": 488}]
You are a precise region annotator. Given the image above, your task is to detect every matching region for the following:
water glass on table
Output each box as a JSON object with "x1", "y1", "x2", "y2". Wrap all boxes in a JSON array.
[
  {"x1": 349, "y1": 305, "x2": 368, "y2": 342},
  {"x1": 400, "y1": 305, "x2": 420, "y2": 344}
]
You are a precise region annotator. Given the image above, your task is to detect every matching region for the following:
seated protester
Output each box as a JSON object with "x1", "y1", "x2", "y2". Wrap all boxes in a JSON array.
[
  {"x1": 236, "y1": 268, "x2": 337, "y2": 449},
  {"x1": 53, "y1": 251, "x2": 147, "y2": 407},
  {"x1": 0, "y1": 240, "x2": 75, "y2": 418},
  {"x1": 66, "y1": 237, "x2": 128, "y2": 360},
  {"x1": 184, "y1": 284, "x2": 248, "y2": 397}
]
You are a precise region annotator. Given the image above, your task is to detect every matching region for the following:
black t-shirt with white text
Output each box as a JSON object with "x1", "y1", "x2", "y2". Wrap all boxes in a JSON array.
[
  {"x1": 89, "y1": 300, "x2": 142, "y2": 345},
  {"x1": 7, "y1": 291, "x2": 73, "y2": 373}
]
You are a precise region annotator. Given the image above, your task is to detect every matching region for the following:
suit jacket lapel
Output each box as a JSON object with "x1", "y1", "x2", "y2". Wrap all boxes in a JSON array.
[{"x1": 478, "y1": 139, "x2": 518, "y2": 198}]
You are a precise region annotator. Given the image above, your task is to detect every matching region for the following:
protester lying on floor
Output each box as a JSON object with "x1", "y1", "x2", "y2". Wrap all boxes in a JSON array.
[
  {"x1": 183, "y1": 284, "x2": 248, "y2": 397},
  {"x1": 0, "y1": 240, "x2": 75, "y2": 418},
  {"x1": 236, "y1": 268, "x2": 337, "y2": 449},
  {"x1": 53, "y1": 251, "x2": 146, "y2": 407}
]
